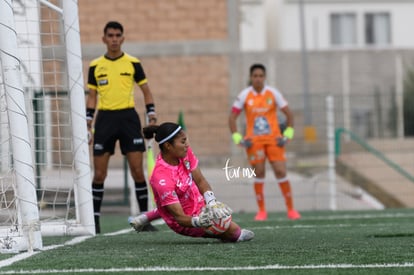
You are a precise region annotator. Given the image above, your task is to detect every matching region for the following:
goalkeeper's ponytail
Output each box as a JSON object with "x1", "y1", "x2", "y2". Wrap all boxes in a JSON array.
[{"x1": 143, "y1": 125, "x2": 158, "y2": 139}]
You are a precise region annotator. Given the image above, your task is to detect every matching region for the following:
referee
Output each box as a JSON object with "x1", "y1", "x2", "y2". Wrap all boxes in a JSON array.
[{"x1": 86, "y1": 21, "x2": 157, "y2": 234}]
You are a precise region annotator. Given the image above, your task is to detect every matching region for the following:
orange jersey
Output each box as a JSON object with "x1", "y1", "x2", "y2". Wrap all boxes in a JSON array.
[{"x1": 232, "y1": 85, "x2": 288, "y2": 144}]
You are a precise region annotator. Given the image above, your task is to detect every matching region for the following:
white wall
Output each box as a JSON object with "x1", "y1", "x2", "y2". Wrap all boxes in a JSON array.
[
  {"x1": 264, "y1": 1, "x2": 414, "y2": 50},
  {"x1": 391, "y1": 3, "x2": 414, "y2": 49},
  {"x1": 239, "y1": 0, "x2": 267, "y2": 51},
  {"x1": 264, "y1": 0, "x2": 284, "y2": 50}
]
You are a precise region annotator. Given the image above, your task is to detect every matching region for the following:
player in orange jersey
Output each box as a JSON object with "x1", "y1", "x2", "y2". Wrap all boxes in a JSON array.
[{"x1": 228, "y1": 64, "x2": 301, "y2": 221}]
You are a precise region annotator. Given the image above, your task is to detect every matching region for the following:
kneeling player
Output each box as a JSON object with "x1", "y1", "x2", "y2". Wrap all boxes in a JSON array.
[{"x1": 128, "y1": 122, "x2": 254, "y2": 242}]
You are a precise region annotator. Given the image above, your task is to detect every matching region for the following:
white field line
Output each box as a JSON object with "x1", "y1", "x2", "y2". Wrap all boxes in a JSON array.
[
  {"x1": 103, "y1": 228, "x2": 132, "y2": 236},
  {"x1": 250, "y1": 221, "x2": 414, "y2": 230},
  {"x1": 303, "y1": 212, "x2": 414, "y2": 220},
  {"x1": 0, "y1": 263, "x2": 414, "y2": 274},
  {"x1": 0, "y1": 229, "x2": 128, "y2": 269},
  {"x1": 258, "y1": 211, "x2": 414, "y2": 223}
]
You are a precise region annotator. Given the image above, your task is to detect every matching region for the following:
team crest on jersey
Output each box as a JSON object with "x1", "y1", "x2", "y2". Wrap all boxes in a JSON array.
[
  {"x1": 184, "y1": 160, "x2": 190, "y2": 170},
  {"x1": 266, "y1": 97, "x2": 273, "y2": 105}
]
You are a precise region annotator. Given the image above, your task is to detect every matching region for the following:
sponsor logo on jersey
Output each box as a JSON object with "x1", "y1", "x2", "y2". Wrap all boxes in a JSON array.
[
  {"x1": 94, "y1": 144, "x2": 104, "y2": 150},
  {"x1": 133, "y1": 138, "x2": 143, "y2": 145},
  {"x1": 98, "y1": 79, "x2": 108, "y2": 86},
  {"x1": 161, "y1": 191, "x2": 171, "y2": 200},
  {"x1": 254, "y1": 116, "x2": 270, "y2": 135}
]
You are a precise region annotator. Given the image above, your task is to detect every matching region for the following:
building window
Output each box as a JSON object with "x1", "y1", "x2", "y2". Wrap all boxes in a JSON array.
[
  {"x1": 365, "y1": 13, "x2": 391, "y2": 45},
  {"x1": 330, "y1": 13, "x2": 357, "y2": 46}
]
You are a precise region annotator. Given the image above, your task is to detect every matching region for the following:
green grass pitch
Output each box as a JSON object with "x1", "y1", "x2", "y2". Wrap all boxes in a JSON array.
[{"x1": 0, "y1": 208, "x2": 413, "y2": 274}]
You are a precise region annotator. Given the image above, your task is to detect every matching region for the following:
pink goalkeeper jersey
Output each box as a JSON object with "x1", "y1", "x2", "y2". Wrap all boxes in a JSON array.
[{"x1": 150, "y1": 147, "x2": 205, "y2": 235}]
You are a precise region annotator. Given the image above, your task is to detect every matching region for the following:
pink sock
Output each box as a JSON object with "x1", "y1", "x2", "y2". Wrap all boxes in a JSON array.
[
  {"x1": 145, "y1": 208, "x2": 161, "y2": 222},
  {"x1": 228, "y1": 226, "x2": 241, "y2": 242}
]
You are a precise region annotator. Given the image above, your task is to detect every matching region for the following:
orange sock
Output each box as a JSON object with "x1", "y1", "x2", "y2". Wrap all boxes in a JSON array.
[
  {"x1": 278, "y1": 178, "x2": 294, "y2": 211},
  {"x1": 254, "y1": 181, "x2": 266, "y2": 212}
]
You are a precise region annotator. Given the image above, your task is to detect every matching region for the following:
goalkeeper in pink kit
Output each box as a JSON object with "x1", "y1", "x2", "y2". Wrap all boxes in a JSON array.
[{"x1": 128, "y1": 122, "x2": 254, "y2": 242}]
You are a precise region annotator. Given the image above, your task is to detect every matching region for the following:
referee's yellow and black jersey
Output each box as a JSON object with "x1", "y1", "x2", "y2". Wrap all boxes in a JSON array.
[{"x1": 87, "y1": 53, "x2": 148, "y2": 110}]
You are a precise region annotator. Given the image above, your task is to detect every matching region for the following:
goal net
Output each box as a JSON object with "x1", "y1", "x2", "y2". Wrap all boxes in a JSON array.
[{"x1": 0, "y1": 0, "x2": 94, "y2": 253}]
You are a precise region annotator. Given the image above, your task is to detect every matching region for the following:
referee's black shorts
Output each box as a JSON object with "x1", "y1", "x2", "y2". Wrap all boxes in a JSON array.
[{"x1": 93, "y1": 108, "x2": 145, "y2": 156}]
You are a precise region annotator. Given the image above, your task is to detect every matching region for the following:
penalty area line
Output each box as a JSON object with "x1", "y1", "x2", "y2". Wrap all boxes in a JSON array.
[{"x1": 0, "y1": 263, "x2": 414, "y2": 274}]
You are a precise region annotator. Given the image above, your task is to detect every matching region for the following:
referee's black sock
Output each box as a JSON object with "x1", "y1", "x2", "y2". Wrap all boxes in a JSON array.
[
  {"x1": 92, "y1": 182, "x2": 104, "y2": 234},
  {"x1": 135, "y1": 181, "x2": 148, "y2": 212}
]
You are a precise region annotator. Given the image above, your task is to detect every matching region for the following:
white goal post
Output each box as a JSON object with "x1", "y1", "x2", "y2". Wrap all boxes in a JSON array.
[{"x1": 0, "y1": 0, "x2": 94, "y2": 253}]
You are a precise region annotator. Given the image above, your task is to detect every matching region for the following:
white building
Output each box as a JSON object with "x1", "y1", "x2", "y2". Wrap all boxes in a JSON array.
[{"x1": 240, "y1": 0, "x2": 414, "y2": 51}]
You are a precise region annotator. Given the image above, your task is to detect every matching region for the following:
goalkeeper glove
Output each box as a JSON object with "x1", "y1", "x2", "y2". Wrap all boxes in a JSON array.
[
  {"x1": 231, "y1": 132, "x2": 243, "y2": 145},
  {"x1": 277, "y1": 126, "x2": 294, "y2": 148},
  {"x1": 210, "y1": 201, "x2": 233, "y2": 219},
  {"x1": 191, "y1": 207, "x2": 212, "y2": 228},
  {"x1": 241, "y1": 138, "x2": 252, "y2": 148},
  {"x1": 283, "y1": 126, "x2": 294, "y2": 140},
  {"x1": 203, "y1": 191, "x2": 233, "y2": 219},
  {"x1": 276, "y1": 136, "x2": 288, "y2": 147}
]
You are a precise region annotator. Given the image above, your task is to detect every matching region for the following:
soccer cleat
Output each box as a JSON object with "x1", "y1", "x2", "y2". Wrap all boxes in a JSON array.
[
  {"x1": 141, "y1": 223, "x2": 158, "y2": 232},
  {"x1": 128, "y1": 215, "x2": 147, "y2": 232},
  {"x1": 237, "y1": 229, "x2": 254, "y2": 242},
  {"x1": 287, "y1": 209, "x2": 301, "y2": 220},
  {"x1": 128, "y1": 215, "x2": 157, "y2": 232},
  {"x1": 254, "y1": 211, "x2": 268, "y2": 221}
]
